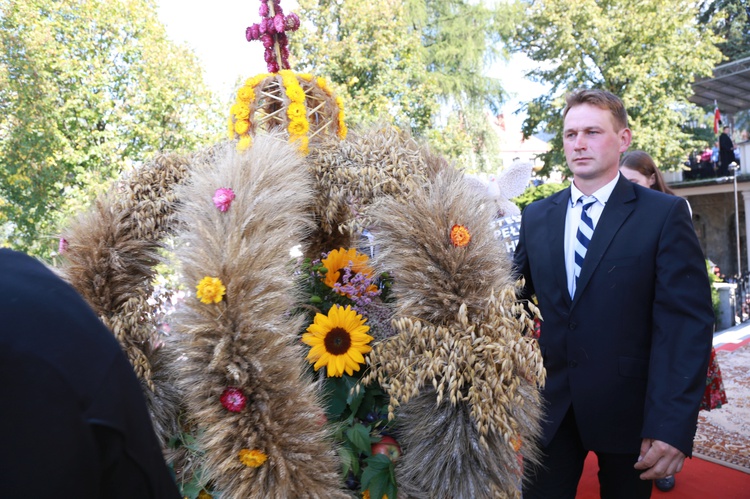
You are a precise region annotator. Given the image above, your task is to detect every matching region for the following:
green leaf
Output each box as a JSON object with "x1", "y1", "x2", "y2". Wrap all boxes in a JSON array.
[
  {"x1": 345, "y1": 422, "x2": 373, "y2": 455},
  {"x1": 361, "y1": 454, "x2": 395, "y2": 498}
]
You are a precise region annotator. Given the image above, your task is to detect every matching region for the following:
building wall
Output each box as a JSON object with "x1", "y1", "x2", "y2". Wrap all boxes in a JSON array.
[{"x1": 688, "y1": 192, "x2": 746, "y2": 277}]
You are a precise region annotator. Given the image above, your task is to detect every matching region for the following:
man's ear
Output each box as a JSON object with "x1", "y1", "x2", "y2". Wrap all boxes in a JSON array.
[{"x1": 619, "y1": 128, "x2": 632, "y2": 153}]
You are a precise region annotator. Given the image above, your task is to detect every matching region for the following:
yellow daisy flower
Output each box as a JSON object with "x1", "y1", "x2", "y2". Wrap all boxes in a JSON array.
[
  {"x1": 196, "y1": 276, "x2": 226, "y2": 304},
  {"x1": 288, "y1": 117, "x2": 310, "y2": 136},
  {"x1": 238, "y1": 449, "x2": 267, "y2": 468},
  {"x1": 237, "y1": 86, "x2": 255, "y2": 103},
  {"x1": 285, "y1": 85, "x2": 305, "y2": 103},
  {"x1": 234, "y1": 119, "x2": 250, "y2": 135},
  {"x1": 302, "y1": 304, "x2": 373, "y2": 377},
  {"x1": 287, "y1": 102, "x2": 306, "y2": 120}
]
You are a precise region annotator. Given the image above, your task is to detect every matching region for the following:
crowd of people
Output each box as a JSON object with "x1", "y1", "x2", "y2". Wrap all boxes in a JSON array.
[{"x1": 685, "y1": 125, "x2": 741, "y2": 179}]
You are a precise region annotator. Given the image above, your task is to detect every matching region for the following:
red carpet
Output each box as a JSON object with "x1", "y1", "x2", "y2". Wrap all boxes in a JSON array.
[{"x1": 576, "y1": 451, "x2": 750, "y2": 498}]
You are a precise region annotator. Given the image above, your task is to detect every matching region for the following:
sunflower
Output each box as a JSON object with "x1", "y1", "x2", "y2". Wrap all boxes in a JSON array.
[
  {"x1": 302, "y1": 304, "x2": 373, "y2": 377},
  {"x1": 321, "y1": 248, "x2": 377, "y2": 296}
]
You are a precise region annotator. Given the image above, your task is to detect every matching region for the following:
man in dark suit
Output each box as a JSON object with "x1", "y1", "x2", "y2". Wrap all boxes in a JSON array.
[
  {"x1": 718, "y1": 125, "x2": 735, "y2": 177},
  {"x1": 0, "y1": 248, "x2": 181, "y2": 498},
  {"x1": 514, "y1": 89, "x2": 714, "y2": 498}
]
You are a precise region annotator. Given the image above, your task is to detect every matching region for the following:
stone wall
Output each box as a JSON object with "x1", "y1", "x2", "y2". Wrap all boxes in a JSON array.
[{"x1": 687, "y1": 192, "x2": 746, "y2": 278}]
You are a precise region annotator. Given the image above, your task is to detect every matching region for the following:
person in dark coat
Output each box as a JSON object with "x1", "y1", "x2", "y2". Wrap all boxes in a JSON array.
[
  {"x1": 0, "y1": 248, "x2": 181, "y2": 499},
  {"x1": 718, "y1": 126, "x2": 735, "y2": 177},
  {"x1": 514, "y1": 89, "x2": 714, "y2": 499}
]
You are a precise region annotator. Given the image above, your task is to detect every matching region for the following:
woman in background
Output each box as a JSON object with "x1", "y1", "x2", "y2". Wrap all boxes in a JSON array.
[{"x1": 620, "y1": 150, "x2": 728, "y2": 493}]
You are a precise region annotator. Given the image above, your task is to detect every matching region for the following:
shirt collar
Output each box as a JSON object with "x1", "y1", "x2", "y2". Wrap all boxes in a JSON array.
[{"x1": 570, "y1": 173, "x2": 621, "y2": 207}]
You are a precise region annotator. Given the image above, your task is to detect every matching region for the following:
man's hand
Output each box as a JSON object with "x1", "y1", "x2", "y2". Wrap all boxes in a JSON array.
[{"x1": 634, "y1": 438, "x2": 685, "y2": 480}]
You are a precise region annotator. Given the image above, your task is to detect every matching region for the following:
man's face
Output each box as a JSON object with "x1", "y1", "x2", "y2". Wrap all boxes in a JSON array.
[{"x1": 563, "y1": 103, "x2": 631, "y2": 182}]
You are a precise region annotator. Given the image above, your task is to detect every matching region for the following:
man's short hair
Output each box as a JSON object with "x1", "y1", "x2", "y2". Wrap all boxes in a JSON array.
[{"x1": 562, "y1": 88, "x2": 629, "y2": 131}]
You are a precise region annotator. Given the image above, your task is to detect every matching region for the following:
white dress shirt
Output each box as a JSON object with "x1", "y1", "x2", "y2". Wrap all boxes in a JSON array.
[{"x1": 565, "y1": 174, "x2": 620, "y2": 297}]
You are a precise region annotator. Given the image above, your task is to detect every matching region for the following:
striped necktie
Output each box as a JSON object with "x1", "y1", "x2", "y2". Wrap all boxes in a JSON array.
[{"x1": 573, "y1": 198, "x2": 596, "y2": 290}]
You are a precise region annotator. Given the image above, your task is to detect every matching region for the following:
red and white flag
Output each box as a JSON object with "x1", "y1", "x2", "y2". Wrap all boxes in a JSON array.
[{"x1": 713, "y1": 100, "x2": 721, "y2": 134}]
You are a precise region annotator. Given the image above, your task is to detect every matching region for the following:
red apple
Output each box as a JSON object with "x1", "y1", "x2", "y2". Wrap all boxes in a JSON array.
[{"x1": 371, "y1": 435, "x2": 401, "y2": 461}]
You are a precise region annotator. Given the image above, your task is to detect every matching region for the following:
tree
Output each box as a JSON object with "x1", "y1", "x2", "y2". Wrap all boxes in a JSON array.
[
  {"x1": 510, "y1": 0, "x2": 723, "y2": 176},
  {"x1": 290, "y1": 0, "x2": 519, "y2": 172},
  {"x1": 700, "y1": 0, "x2": 750, "y2": 61},
  {"x1": 0, "y1": 0, "x2": 224, "y2": 257}
]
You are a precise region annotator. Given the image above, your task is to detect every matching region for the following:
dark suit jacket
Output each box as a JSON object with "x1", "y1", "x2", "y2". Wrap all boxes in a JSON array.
[
  {"x1": 0, "y1": 249, "x2": 180, "y2": 498},
  {"x1": 513, "y1": 176, "x2": 714, "y2": 456}
]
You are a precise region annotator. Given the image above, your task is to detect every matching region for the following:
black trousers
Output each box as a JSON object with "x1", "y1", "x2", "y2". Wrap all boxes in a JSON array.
[{"x1": 523, "y1": 407, "x2": 652, "y2": 499}]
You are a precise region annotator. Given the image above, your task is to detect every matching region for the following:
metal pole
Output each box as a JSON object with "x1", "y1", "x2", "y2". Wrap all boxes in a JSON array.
[
  {"x1": 733, "y1": 162, "x2": 741, "y2": 277},
  {"x1": 733, "y1": 162, "x2": 742, "y2": 323}
]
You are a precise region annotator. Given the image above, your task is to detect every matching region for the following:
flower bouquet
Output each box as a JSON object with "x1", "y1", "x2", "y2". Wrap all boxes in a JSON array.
[{"x1": 295, "y1": 247, "x2": 399, "y2": 499}]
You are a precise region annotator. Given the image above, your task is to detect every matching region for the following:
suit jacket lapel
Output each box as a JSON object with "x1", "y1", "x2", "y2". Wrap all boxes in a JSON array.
[
  {"x1": 573, "y1": 176, "x2": 636, "y2": 305},
  {"x1": 548, "y1": 188, "x2": 572, "y2": 308}
]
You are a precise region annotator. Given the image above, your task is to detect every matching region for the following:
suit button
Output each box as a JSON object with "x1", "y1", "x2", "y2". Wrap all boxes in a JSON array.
[
  {"x1": 569, "y1": 360, "x2": 578, "y2": 368},
  {"x1": 569, "y1": 322, "x2": 577, "y2": 330}
]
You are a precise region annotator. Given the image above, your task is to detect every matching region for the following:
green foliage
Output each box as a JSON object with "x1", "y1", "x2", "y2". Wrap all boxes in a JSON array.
[
  {"x1": 510, "y1": 0, "x2": 723, "y2": 176},
  {"x1": 291, "y1": 0, "x2": 518, "y2": 173},
  {"x1": 0, "y1": 0, "x2": 224, "y2": 257},
  {"x1": 699, "y1": 0, "x2": 750, "y2": 61},
  {"x1": 512, "y1": 181, "x2": 569, "y2": 212}
]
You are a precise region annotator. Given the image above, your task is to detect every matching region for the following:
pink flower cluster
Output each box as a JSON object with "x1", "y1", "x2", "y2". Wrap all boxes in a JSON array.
[
  {"x1": 245, "y1": 0, "x2": 300, "y2": 73},
  {"x1": 220, "y1": 387, "x2": 248, "y2": 412}
]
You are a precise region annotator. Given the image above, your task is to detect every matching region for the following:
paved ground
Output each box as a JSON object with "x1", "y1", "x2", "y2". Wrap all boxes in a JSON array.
[{"x1": 714, "y1": 321, "x2": 750, "y2": 351}]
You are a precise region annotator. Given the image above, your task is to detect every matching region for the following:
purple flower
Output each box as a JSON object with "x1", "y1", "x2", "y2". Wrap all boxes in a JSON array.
[
  {"x1": 267, "y1": 60, "x2": 279, "y2": 73},
  {"x1": 265, "y1": 17, "x2": 276, "y2": 34},
  {"x1": 264, "y1": 47, "x2": 275, "y2": 63},
  {"x1": 260, "y1": 33, "x2": 274, "y2": 49},
  {"x1": 259, "y1": 2, "x2": 269, "y2": 16},
  {"x1": 246, "y1": 24, "x2": 260, "y2": 41},
  {"x1": 274, "y1": 13, "x2": 285, "y2": 33},
  {"x1": 58, "y1": 237, "x2": 68, "y2": 254},
  {"x1": 213, "y1": 187, "x2": 236, "y2": 212},
  {"x1": 285, "y1": 13, "x2": 300, "y2": 31}
]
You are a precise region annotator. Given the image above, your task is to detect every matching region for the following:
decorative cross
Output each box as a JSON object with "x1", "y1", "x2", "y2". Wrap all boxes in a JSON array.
[{"x1": 245, "y1": 0, "x2": 301, "y2": 73}]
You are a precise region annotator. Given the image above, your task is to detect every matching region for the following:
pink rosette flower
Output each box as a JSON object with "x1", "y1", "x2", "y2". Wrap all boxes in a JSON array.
[
  {"x1": 213, "y1": 187, "x2": 236, "y2": 212},
  {"x1": 58, "y1": 237, "x2": 69, "y2": 254},
  {"x1": 220, "y1": 387, "x2": 247, "y2": 412},
  {"x1": 274, "y1": 13, "x2": 285, "y2": 33},
  {"x1": 285, "y1": 12, "x2": 300, "y2": 31}
]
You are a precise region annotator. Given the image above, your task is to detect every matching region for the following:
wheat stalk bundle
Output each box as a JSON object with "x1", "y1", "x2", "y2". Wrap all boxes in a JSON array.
[{"x1": 168, "y1": 137, "x2": 346, "y2": 498}]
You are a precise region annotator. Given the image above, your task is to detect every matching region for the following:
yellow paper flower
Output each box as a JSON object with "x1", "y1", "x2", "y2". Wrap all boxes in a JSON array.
[
  {"x1": 233, "y1": 103, "x2": 250, "y2": 121},
  {"x1": 450, "y1": 224, "x2": 471, "y2": 247},
  {"x1": 302, "y1": 304, "x2": 373, "y2": 377},
  {"x1": 196, "y1": 276, "x2": 226, "y2": 304},
  {"x1": 227, "y1": 117, "x2": 236, "y2": 139},
  {"x1": 238, "y1": 449, "x2": 267, "y2": 468},
  {"x1": 234, "y1": 120, "x2": 250, "y2": 135},
  {"x1": 237, "y1": 86, "x2": 255, "y2": 103},
  {"x1": 197, "y1": 491, "x2": 213, "y2": 499},
  {"x1": 287, "y1": 102, "x2": 306, "y2": 120},
  {"x1": 316, "y1": 76, "x2": 330, "y2": 94},
  {"x1": 285, "y1": 84, "x2": 305, "y2": 103},
  {"x1": 298, "y1": 73, "x2": 313, "y2": 81},
  {"x1": 288, "y1": 117, "x2": 309, "y2": 136},
  {"x1": 237, "y1": 135, "x2": 253, "y2": 151},
  {"x1": 321, "y1": 248, "x2": 378, "y2": 297}
]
